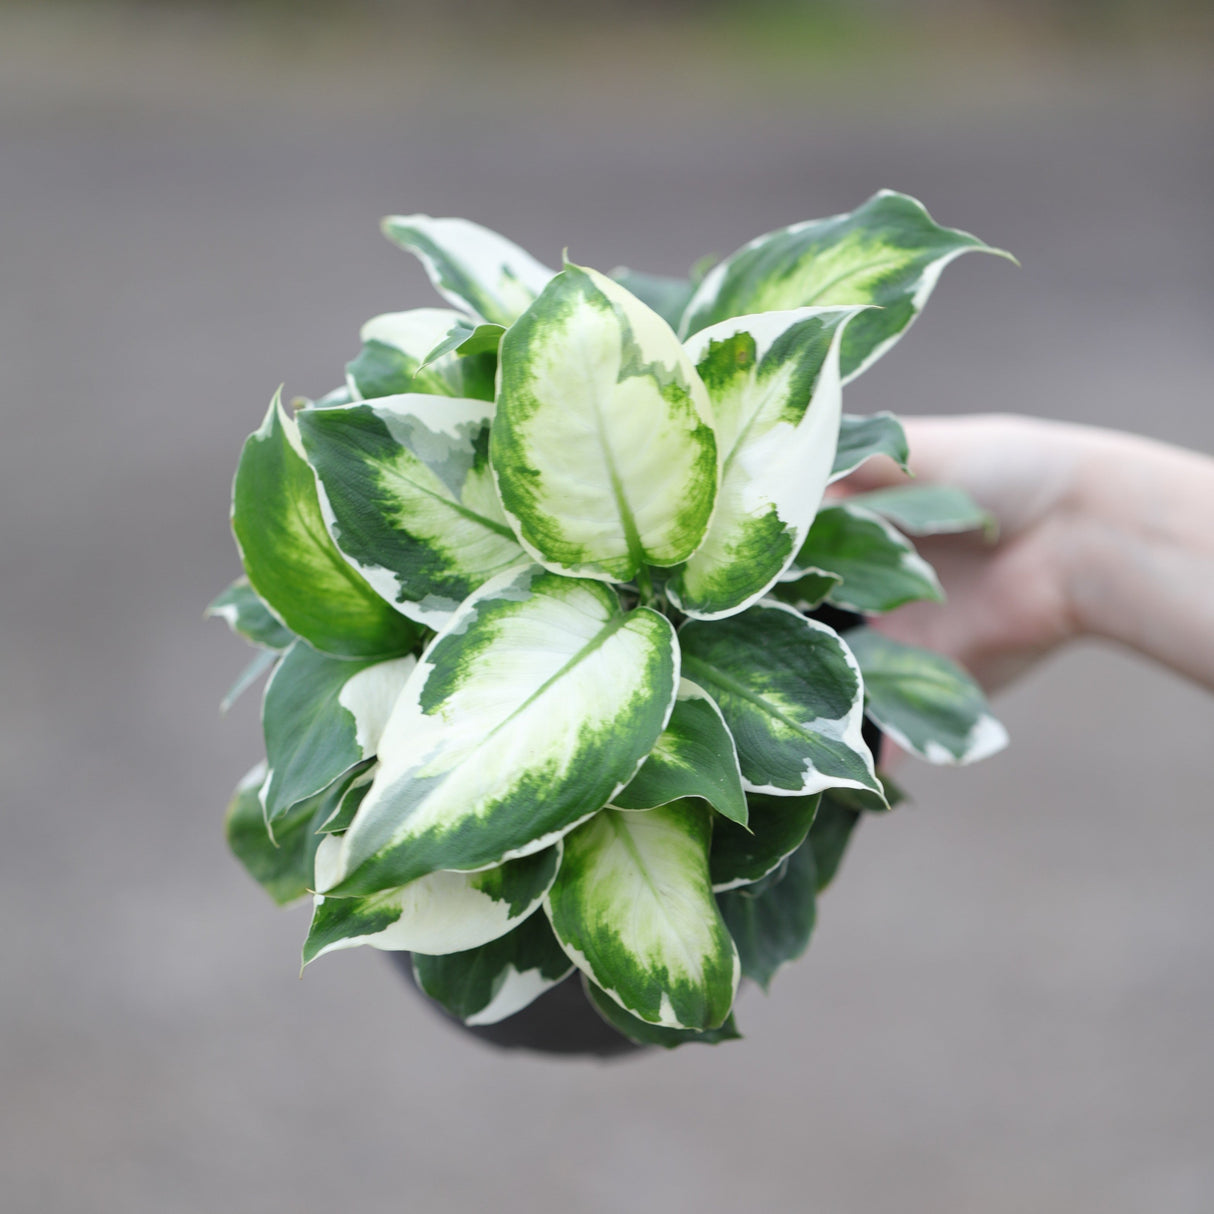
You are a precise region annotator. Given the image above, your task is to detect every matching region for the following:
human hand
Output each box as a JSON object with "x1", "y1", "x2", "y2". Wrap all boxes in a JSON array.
[{"x1": 833, "y1": 414, "x2": 1214, "y2": 694}]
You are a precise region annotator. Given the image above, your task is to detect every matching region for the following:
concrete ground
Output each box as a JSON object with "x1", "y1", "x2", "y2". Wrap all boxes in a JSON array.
[{"x1": 2, "y1": 8, "x2": 1212, "y2": 1212}]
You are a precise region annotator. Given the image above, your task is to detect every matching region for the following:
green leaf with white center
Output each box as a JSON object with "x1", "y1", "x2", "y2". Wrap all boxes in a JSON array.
[
  {"x1": 807, "y1": 790, "x2": 863, "y2": 893},
  {"x1": 679, "y1": 603, "x2": 881, "y2": 798},
  {"x1": 206, "y1": 577, "x2": 294, "y2": 649},
  {"x1": 848, "y1": 483, "x2": 994, "y2": 537},
  {"x1": 297, "y1": 396, "x2": 526, "y2": 629},
  {"x1": 225, "y1": 762, "x2": 365, "y2": 907},
  {"x1": 232, "y1": 391, "x2": 420, "y2": 660},
  {"x1": 417, "y1": 317, "x2": 505, "y2": 373},
  {"x1": 790, "y1": 503, "x2": 944, "y2": 614},
  {"x1": 304, "y1": 837, "x2": 561, "y2": 965},
  {"x1": 260, "y1": 640, "x2": 414, "y2": 825},
  {"x1": 717, "y1": 835, "x2": 817, "y2": 991},
  {"x1": 412, "y1": 910, "x2": 574, "y2": 1026},
  {"x1": 710, "y1": 790, "x2": 820, "y2": 892},
  {"x1": 346, "y1": 309, "x2": 496, "y2": 402},
  {"x1": 612, "y1": 679, "x2": 746, "y2": 825},
  {"x1": 769, "y1": 567, "x2": 842, "y2": 613},
  {"x1": 609, "y1": 268, "x2": 694, "y2": 330},
  {"x1": 545, "y1": 802, "x2": 739, "y2": 1030},
  {"x1": 492, "y1": 263, "x2": 717, "y2": 583},
  {"x1": 668, "y1": 307, "x2": 861, "y2": 618},
  {"x1": 381, "y1": 214, "x2": 555, "y2": 327},
  {"x1": 324, "y1": 565, "x2": 679, "y2": 897},
  {"x1": 846, "y1": 626, "x2": 1009, "y2": 764},
  {"x1": 682, "y1": 190, "x2": 1013, "y2": 382},
  {"x1": 830, "y1": 411, "x2": 910, "y2": 482},
  {"x1": 582, "y1": 975, "x2": 742, "y2": 1049}
]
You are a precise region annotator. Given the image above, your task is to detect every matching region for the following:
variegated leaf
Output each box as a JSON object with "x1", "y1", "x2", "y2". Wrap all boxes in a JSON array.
[
  {"x1": 682, "y1": 190, "x2": 1013, "y2": 382},
  {"x1": 206, "y1": 577, "x2": 294, "y2": 650},
  {"x1": 545, "y1": 802, "x2": 739, "y2": 1030},
  {"x1": 679, "y1": 603, "x2": 881, "y2": 798},
  {"x1": 717, "y1": 836, "x2": 817, "y2": 991},
  {"x1": 791, "y1": 503, "x2": 944, "y2": 614},
  {"x1": 830, "y1": 411, "x2": 910, "y2": 482},
  {"x1": 613, "y1": 679, "x2": 746, "y2": 825},
  {"x1": 769, "y1": 567, "x2": 842, "y2": 613},
  {"x1": 582, "y1": 975, "x2": 741, "y2": 1048},
  {"x1": 848, "y1": 483, "x2": 993, "y2": 537},
  {"x1": 492, "y1": 264, "x2": 717, "y2": 583},
  {"x1": 846, "y1": 627, "x2": 1008, "y2": 764},
  {"x1": 260, "y1": 640, "x2": 414, "y2": 825},
  {"x1": 710, "y1": 790, "x2": 820, "y2": 892},
  {"x1": 668, "y1": 307, "x2": 861, "y2": 618},
  {"x1": 297, "y1": 396, "x2": 526, "y2": 629},
  {"x1": 609, "y1": 267, "x2": 694, "y2": 330},
  {"x1": 417, "y1": 317, "x2": 505, "y2": 372},
  {"x1": 324, "y1": 565, "x2": 678, "y2": 897},
  {"x1": 304, "y1": 837, "x2": 561, "y2": 965},
  {"x1": 412, "y1": 910, "x2": 575, "y2": 1026},
  {"x1": 232, "y1": 391, "x2": 419, "y2": 659},
  {"x1": 346, "y1": 309, "x2": 496, "y2": 402},
  {"x1": 381, "y1": 214, "x2": 555, "y2": 327},
  {"x1": 225, "y1": 762, "x2": 367, "y2": 907},
  {"x1": 317, "y1": 763, "x2": 376, "y2": 834}
]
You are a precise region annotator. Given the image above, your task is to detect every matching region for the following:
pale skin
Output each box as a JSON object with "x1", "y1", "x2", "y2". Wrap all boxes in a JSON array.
[{"x1": 833, "y1": 414, "x2": 1214, "y2": 694}]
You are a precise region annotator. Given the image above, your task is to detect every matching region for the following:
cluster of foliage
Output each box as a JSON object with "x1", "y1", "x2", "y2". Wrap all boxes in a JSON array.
[{"x1": 213, "y1": 191, "x2": 1010, "y2": 1048}]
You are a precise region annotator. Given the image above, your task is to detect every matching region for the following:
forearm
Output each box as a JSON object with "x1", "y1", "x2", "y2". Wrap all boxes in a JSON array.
[{"x1": 1061, "y1": 428, "x2": 1214, "y2": 689}]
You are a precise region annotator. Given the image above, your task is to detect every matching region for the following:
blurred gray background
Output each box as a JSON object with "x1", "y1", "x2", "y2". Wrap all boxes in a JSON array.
[{"x1": 3, "y1": 2, "x2": 1212, "y2": 1211}]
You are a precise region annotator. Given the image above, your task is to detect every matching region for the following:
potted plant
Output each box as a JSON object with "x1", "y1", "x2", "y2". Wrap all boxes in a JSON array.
[{"x1": 212, "y1": 190, "x2": 1011, "y2": 1053}]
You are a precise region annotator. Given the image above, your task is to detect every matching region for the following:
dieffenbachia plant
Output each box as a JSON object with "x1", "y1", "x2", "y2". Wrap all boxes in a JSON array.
[{"x1": 213, "y1": 190, "x2": 1011, "y2": 1049}]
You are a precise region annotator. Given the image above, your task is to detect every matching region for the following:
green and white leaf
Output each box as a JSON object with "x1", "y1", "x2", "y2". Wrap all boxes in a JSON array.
[
  {"x1": 298, "y1": 396, "x2": 526, "y2": 629},
  {"x1": 609, "y1": 267, "x2": 694, "y2": 330},
  {"x1": 846, "y1": 626, "x2": 1008, "y2": 764},
  {"x1": 769, "y1": 567, "x2": 842, "y2": 613},
  {"x1": 412, "y1": 910, "x2": 574, "y2": 1026},
  {"x1": 417, "y1": 316, "x2": 505, "y2": 372},
  {"x1": 225, "y1": 762, "x2": 365, "y2": 907},
  {"x1": 668, "y1": 306, "x2": 862, "y2": 619},
  {"x1": 492, "y1": 263, "x2": 717, "y2": 583},
  {"x1": 324, "y1": 565, "x2": 678, "y2": 897},
  {"x1": 848, "y1": 483, "x2": 994, "y2": 536},
  {"x1": 346, "y1": 309, "x2": 496, "y2": 402},
  {"x1": 545, "y1": 802, "x2": 739, "y2": 1030},
  {"x1": 717, "y1": 836, "x2": 817, "y2": 991},
  {"x1": 304, "y1": 838, "x2": 562, "y2": 965},
  {"x1": 232, "y1": 391, "x2": 419, "y2": 660},
  {"x1": 682, "y1": 190, "x2": 1013, "y2": 382},
  {"x1": 582, "y1": 975, "x2": 742, "y2": 1049},
  {"x1": 381, "y1": 214, "x2": 555, "y2": 327},
  {"x1": 206, "y1": 577, "x2": 294, "y2": 649},
  {"x1": 613, "y1": 679, "x2": 746, "y2": 825},
  {"x1": 316, "y1": 763, "x2": 376, "y2": 834},
  {"x1": 710, "y1": 790, "x2": 820, "y2": 892},
  {"x1": 679, "y1": 603, "x2": 881, "y2": 798},
  {"x1": 260, "y1": 640, "x2": 414, "y2": 825},
  {"x1": 830, "y1": 411, "x2": 910, "y2": 482},
  {"x1": 789, "y1": 503, "x2": 944, "y2": 614}
]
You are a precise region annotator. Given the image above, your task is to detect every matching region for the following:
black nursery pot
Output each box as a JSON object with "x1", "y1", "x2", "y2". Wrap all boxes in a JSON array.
[{"x1": 391, "y1": 603, "x2": 880, "y2": 1058}]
